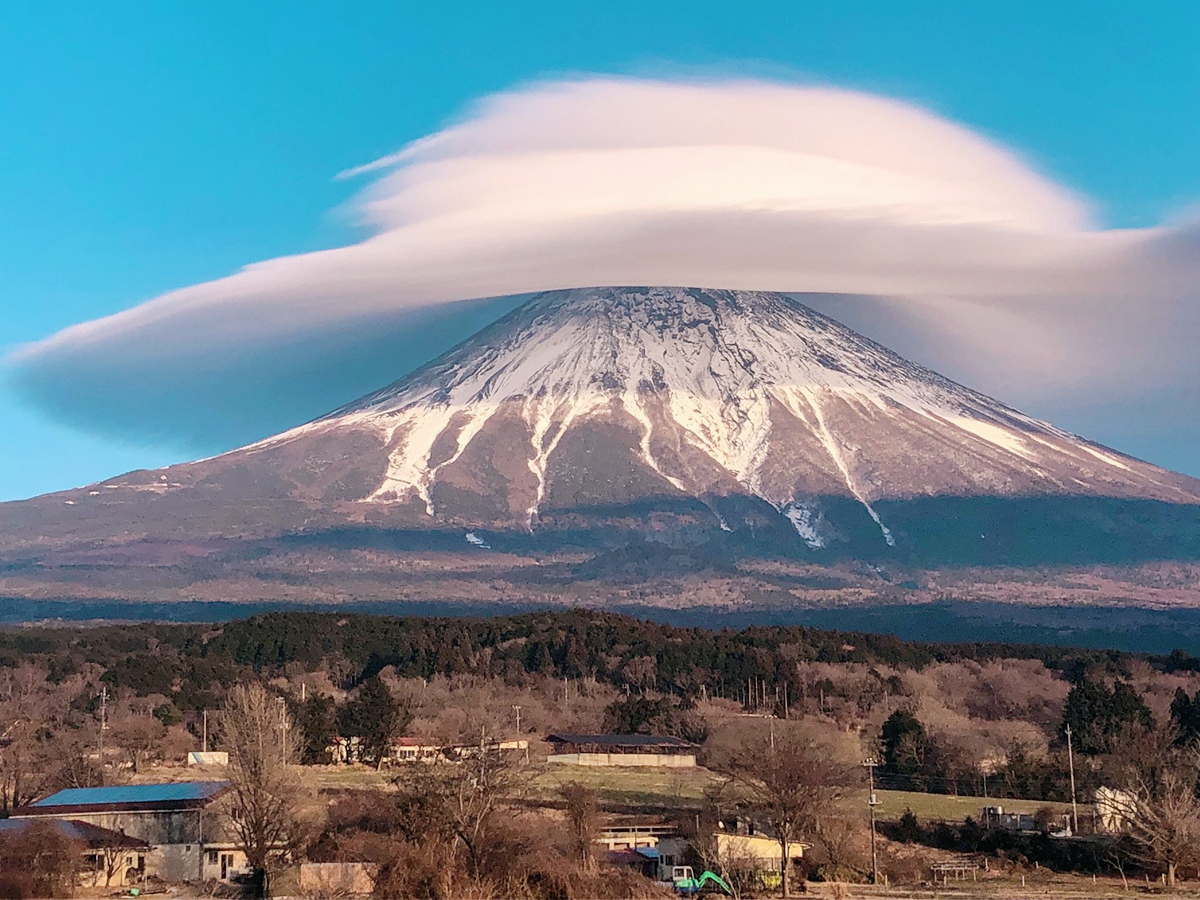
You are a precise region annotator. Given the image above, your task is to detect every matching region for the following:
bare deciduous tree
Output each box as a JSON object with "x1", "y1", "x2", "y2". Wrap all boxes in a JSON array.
[
  {"x1": 0, "y1": 665, "x2": 64, "y2": 811},
  {"x1": 222, "y1": 683, "x2": 307, "y2": 898},
  {"x1": 0, "y1": 821, "x2": 81, "y2": 899},
  {"x1": 391, "y1": 737, "x2": 530, "y2": 882},
  {"x1": 560, "y1": 781, "x2": 600, "y2": 873},
  {"x1": 812, "y1": 815, "x2": 870, "y2": 877},
  {"x1": 692, "y1": 777, "x2": 756, "y2": 898},
  {"x1": 108, "y1": 713, "x2": 166, "y2": 773},
  {"x1": 1117, "y1": 762, "x2": 1200, "y2": 888},
  {"x1": 723, "y1": 725, "x2": 858, "y2": 898},
  {"x1": 99, "y1": 842, "x2": 130, "y2": 888}
]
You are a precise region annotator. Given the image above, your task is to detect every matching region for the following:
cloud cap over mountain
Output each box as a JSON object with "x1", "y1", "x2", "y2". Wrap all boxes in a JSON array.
[{"x1": 7, "y1": 77, "x2": 1199, "y2": 467}]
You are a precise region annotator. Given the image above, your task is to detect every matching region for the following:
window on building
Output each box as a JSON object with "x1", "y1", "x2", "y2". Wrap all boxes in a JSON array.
[{"x1": 208, "y1": 850, "x2": 219, "y2": 864}]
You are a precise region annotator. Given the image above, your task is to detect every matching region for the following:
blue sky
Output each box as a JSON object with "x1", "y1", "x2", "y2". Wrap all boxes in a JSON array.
[{"x1": 2, "y1": 2, "x2": 1199, "y2": 501}]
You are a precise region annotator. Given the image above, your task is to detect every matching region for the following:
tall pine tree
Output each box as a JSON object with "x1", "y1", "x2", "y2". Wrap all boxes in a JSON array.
[{"x1": 339, "y1": 677, "x2": 410, "y2": 768}]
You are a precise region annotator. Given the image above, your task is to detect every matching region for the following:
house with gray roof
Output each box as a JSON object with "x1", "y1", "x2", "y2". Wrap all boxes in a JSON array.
[{"x1": 0, "y1": 817, "x2": 151, "y2": 888}]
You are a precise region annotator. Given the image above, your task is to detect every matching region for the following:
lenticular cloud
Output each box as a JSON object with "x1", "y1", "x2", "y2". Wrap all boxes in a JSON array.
[
  {"x1": 354, "y1": 80, "x2": 1088, "y2": 233},
  {"x1": 7, "y1": 77, "x2": 1200, "y2": 465}
]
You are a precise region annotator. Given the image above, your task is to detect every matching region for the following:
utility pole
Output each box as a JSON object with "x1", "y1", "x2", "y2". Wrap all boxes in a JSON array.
[
  {"x1": 277, "y1": 696, "x2": 289, "y2": 763},
  {"x1": 98, "y1": 686, "x2": 108, "y2": 761},
  {"x1": 202, "y1": 709, "x2": 208, "y2": 753},
  {"x1": 863, "y1": 759, "x2": 880, "y2": 884},
  {"x1": 1065, "y1": 724, "x2": 1079, "y2": 835},
  {"x1": 512, "y1": 704, "x2": 521, "y2": 735}
]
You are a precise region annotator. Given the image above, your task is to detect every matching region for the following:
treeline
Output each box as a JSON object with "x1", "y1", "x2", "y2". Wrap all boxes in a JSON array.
[
  {"x1": 3, "y1": 609, "x2": 1199, "y2": 714},
  {"x1": 9, "y1": 608, "x2": 1200, "y2": 819},
  {"x1": 868, "y1": 671, "x2": 1200, "y2": 804}
]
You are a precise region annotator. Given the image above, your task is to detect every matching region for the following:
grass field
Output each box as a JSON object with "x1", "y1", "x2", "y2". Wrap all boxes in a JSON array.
[
  {"x1": 871, "y1": 789, "x2": 1077, "y2": 823},
  {"x1": 528, "y1": 765, "x2": 1085, "y2": 822},
  {"x1": 155, "y1": 761, "x2": 1087, "y2": 822},
  {"x1": 531, "y1": 763, "x2": 723, "y2": 806}
]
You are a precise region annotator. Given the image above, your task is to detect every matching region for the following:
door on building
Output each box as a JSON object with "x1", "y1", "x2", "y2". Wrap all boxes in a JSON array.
[{"x1": 221, "y1": 854, "x2": 234, "y2": 880}]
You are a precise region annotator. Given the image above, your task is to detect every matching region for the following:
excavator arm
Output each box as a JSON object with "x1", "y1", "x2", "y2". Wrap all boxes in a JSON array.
[{"x1": 696, "y1": 871, "x2": 733, "y2": 895}]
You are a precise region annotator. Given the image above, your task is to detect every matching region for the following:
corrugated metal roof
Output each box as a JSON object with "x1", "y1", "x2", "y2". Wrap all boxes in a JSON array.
[
  {"x1": 29, "y1": 781, "x2": 230, "y2": 809},
  {"x1": 547, "y1": 733, "x2": 697, "y2": 748}
]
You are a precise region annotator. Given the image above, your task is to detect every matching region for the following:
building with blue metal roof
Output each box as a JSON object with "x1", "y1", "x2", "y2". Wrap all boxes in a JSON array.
[
  {"x1": 12, "y1": 780, "x2": 243, "y2": 884},
  {"x1": 22, "y1": 781, "x2": 230, "y2": 813}
]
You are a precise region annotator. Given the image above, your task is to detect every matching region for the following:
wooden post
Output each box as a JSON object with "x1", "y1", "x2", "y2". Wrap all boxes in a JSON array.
[{"x1": 1066, "y1": 724, "x2": 1079, "y2": 835}]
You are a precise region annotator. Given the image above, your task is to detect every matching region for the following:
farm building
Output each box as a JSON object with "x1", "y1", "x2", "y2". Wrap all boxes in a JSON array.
[
  {"x1": 600, "y1": 819, "x2": 809, "y2": 885},
  {"x1": 546, "y1": 733, "x2": 697, "y2": 767},
  {"x1": 657, "y1": 826, "x2": 809, "y2": 886},
  {"x1": 402, "y1": 737, "x2": 529, "y2": 763},
  {"x1": 11, "y1": 781, "x2": 246, "y2": 884},
  {"x1": 327, "y1": 735, "x2": 530, "y2": 765}
]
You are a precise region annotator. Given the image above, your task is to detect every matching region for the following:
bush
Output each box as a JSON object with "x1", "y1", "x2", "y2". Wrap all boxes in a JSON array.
[
  {"x1": 895, "y1": 809, "x2": 922, "y2": 843},
  {"x1": 882, "y1": 847, "x2": 940, "y2": 886},
  {"x1": 0, "y1": 823, "x2": 80, "y2": 899}
]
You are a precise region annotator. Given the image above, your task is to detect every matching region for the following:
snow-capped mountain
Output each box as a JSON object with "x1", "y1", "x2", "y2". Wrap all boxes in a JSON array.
[
  {"x1": 4, "y1": 287, "x2": 1199, "y2": 567},
  {"x1": 236, "y1": 286, "x2": 1198, "y2": 547}
]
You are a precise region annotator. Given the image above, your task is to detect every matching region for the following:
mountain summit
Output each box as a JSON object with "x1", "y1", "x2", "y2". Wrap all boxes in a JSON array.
[
  {"x1": 246, "y1": 287, "x2": 1198, "y2": 547},
  {"x1": 4, "y1": 287, "x2": 1199, "y2": 567}
]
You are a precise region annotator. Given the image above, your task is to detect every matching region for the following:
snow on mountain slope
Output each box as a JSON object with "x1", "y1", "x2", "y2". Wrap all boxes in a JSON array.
[{"x1": 246, "y1": 287, "x2": 1200, "y2": 546}]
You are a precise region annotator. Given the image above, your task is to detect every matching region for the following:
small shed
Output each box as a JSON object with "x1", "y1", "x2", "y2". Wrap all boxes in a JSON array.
[
  {"x1": 186, "y1": 751, "x2": 229, "y2": 767},
  {"x1": 300, "y1": 862, "x2": 379, "y2": 895},
  {"x1": 546, "y1": 734, "x2": 697, "y2": 767}
]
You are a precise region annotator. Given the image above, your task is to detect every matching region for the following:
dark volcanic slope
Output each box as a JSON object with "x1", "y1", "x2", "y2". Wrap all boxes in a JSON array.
[{"x1": 3, "y1": 287, "x2": 1199, "y2": 571}]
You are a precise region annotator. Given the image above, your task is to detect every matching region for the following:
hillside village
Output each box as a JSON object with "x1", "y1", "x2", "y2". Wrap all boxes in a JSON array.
[{"x1": 4, "y1": 611, "x2": 1200, "y2": 898}]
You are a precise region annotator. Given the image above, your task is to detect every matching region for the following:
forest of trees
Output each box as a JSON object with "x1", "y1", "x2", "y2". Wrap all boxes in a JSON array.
[
  {"x1": 6, "y1": 609, "x2": 1200, "y2": 711},
  {"x1": 4, "y1": 609, "x2": 1200, "y2": 801},
  {"x1": 9, "y1": 610, "x2": 1200, "y2": 894}
]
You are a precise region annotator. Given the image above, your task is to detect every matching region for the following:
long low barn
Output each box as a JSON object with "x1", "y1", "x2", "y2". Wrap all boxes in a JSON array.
[{"x1": 546, "y1": 733, "x2": 697, "y2": 767}]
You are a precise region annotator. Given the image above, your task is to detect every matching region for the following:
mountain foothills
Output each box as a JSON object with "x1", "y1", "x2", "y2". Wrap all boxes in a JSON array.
[{"x1": 3, "y1": 287, "x2": 1200, "y2": 616}]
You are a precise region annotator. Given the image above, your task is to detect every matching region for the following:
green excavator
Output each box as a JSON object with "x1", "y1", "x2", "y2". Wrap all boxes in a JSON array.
[{"x1": 664, "y1": 865, "x2": 733, "y2": 895}]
